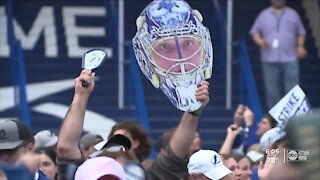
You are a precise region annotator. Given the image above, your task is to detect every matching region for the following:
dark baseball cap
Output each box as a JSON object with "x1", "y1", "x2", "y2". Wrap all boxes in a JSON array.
[
  {"x1": 0, "y1": 119, "x2": 34, "y2": 150},
  {"x1": 94, "y1": 134, "x2": 131, "y2": 151}
]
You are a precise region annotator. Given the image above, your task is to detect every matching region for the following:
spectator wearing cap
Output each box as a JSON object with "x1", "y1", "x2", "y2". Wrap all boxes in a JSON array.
[
  {"x1": 247, "y1": 127, "x2": 285, "y2": 180},
  {"x1": 259, "y1": 127, "x2": 286, "y2": 152},
  {"x1": 92, "y1": 134, "x2": 132, "y2": 165},
  {"x1": 188, "y1": 150, "x2": 233, "y2": 180},
  {"x1": 75, "y1": 156, "x2": 126, "y2": 180},
  {"x1": 92, "y1": 135, "x2": 147, "y2": 180},
  {"x1": 34, "y1": 130, "x2": 58, "y2": 151},
  {"x1": 79, "y1": 132, "x2": 103, "y2": 160},
  {"x1": 0, "y1": 119, "x2": 35, "y2": 164},
  {"x1": 0, "y1": 119, "x2": 46, "y2": 180},
  {"x1": 56, "y1": 134, "x2": 132, "y2": 180}
]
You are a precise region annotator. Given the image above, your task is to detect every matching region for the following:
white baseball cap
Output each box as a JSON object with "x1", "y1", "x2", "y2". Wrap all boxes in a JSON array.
[
  {"x1": 260, "y1": 127, "x2": 286, "y2": 151},
  {"x1": 188, "y1": 150, "x2": 232, "y2": 180}
]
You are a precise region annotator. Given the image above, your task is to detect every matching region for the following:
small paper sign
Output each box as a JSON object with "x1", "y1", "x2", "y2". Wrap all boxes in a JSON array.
[{"x1": 268, "y1": 85, "x2": 311, "y2": 129}]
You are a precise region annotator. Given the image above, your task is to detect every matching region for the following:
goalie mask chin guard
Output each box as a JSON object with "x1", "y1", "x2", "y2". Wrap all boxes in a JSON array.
[{"x1": 132, "y1": 0, "x2": 213, "y2": 112}]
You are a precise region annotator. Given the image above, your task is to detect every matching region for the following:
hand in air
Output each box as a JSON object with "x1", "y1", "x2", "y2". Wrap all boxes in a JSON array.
[
  {"x1": 74, "y1": 69, "x2": 96, "y2": 96},
  {"x1": 195, "y1": 81, "x2": 210, "y2": 109}
]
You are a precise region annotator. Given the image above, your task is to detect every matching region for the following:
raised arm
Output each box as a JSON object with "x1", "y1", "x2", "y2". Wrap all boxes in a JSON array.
[
  {"x1": 57, "y1": 70, "x2": 95, "y2": 160},
  {"x1": 170, "y1": 81, "x2": 210, "y2": 159},
  {"x1": 219, "y1": 124, "x2": 241, "y2": 155}
]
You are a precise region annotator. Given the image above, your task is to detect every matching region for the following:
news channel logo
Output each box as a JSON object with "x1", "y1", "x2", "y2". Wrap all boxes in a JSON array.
[{"x1": 286, "y1": 149, "x2": 310, "y2": 162}]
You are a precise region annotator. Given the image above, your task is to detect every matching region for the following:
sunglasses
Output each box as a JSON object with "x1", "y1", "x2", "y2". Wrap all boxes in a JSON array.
[{"x1": 89, "y1": 145, "x2": 127, "y2": 158}]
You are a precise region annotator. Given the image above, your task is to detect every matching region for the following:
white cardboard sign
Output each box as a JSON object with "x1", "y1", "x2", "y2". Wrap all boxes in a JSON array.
[{"x1": 268, "y1": 85, "x2": 311, "y2": 129}]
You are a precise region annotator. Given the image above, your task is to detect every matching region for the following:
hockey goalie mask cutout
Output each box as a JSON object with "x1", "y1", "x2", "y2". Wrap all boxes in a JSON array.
[{"x1": 133, "y1": 0, "x2": 213, "y2": 112}]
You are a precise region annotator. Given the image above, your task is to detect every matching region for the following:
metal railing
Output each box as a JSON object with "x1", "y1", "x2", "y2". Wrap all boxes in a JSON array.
[
  {"x1": 213, "y1": 0, "x2": 227, "y2": 76},
  {"x1": 212, "y1": 0, "x2": 230, "y2": 108}
]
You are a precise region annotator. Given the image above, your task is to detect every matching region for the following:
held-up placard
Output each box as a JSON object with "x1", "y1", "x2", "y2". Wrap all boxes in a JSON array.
[{"x1": 268, "y1": 85, "x2": 311, "y2": 129}]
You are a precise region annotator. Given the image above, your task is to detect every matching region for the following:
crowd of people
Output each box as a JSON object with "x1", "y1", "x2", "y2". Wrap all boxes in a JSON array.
[
  {"x1": 0, "y1": 101, "x2": 318, "y2": 180},
  {"x1": 0, "y1": 0, "x2": 318, "y2": 180}
]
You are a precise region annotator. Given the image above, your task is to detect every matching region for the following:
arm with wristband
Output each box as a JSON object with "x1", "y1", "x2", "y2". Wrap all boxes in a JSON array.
[{"x1": 170, "y1": 81, "x2": 209, "y2": 159}]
